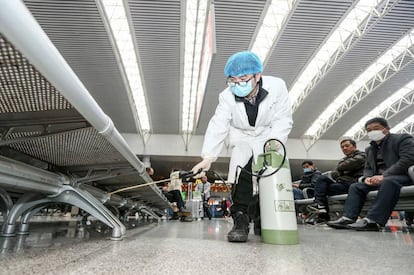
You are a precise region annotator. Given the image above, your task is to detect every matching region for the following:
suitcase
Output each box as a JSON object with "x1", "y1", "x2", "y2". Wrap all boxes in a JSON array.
[{"x1": 186, "y1": 199, "x2": 204, "y2": 220}]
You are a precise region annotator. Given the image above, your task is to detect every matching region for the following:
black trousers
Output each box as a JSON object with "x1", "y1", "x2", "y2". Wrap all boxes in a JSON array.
[
  {"x1": 230, "y1": 157, "x2": 253, "y2": 216},
  {"x1": 164, "y1": 190, "x2": 185, "y2": 210},
  {"x1": 203, "y1": 197, "x2": 212, "y2": 218},
  {"x1": 343, "y1": 175, "x2": 413, "y2": 226},
  {"x1": 314, "y1": 174, "x2": 351, "y2": 211}
]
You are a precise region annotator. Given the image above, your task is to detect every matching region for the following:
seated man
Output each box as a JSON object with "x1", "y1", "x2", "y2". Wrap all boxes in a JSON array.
[
  {"x1": 306, "y1": 139, "x2": 365, "y2": 224},
  {"x1": 327, "y1": 117, "x2": 414, "y2": 231},
  {"x1": 292, "y1": 160, "x2": 321, "y2": 200},
  {"x1": 162, "y1": 184, "x2": 186, "y2": 220},
  {"x1": 162, "y1": 172, "x2": 187, "y2": 220}
]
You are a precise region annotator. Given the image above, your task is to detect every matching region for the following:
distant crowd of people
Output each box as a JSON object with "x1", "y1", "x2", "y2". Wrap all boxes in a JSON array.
[{"x1": 146, "y1": 168, "x2": 230, "y2": 221}]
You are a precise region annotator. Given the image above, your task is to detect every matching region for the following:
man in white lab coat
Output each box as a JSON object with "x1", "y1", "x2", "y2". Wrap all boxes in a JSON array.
[{"x1": 192, "y1": 51, "x2": 293, "y2": 242}]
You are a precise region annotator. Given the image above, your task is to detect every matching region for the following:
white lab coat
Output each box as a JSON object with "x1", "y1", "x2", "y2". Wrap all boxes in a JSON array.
[{"x1": 201, "y1": 76, "x2": 293, "y2": 183}]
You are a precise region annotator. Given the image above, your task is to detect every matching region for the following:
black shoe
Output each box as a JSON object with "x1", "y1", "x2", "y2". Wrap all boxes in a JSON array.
[
  {"x1": 327, "y1": 217, "x2": 354, "y2": 229},
  {"x1": 306, "y1": 202, "x2": 329, "y2": 213},
  {"x1": 305, "y1": 212, "x2": 330, "y2": 225},
  {"x1": 306, "y1": 202, "x2": 320, "y2": 212},
  {"x1": 227, "y1": 211, "x2": 249, "y2": 242},
  {"x1": 169, "y1": 212, "x2": 180, "y2": 220},
  {"x1": 305, "y1": 203, "x2": 330, "y2": 225},
  {"x1": 180, "y1": 216, "x2": 193, "y2": 222},
  {"x1": 348, "y1": 218, "x2": 381, "y2": 231}
]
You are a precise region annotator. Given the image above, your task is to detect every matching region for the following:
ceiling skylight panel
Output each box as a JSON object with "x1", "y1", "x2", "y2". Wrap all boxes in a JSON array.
[
  {"x1": 290, "y1": 0, "x2": 382, "y2": 110},
  {"x1": 392, "y1": 114, "x2": 414, "y2": 134},
  {"x1": 305, "y1": 28, "x2": 414, "y2": 137},
  {"x1": 98, "y1": 0, "x2": 150, "y2": 133},
  {"x1": 181, "y1": 0, "x2": 209, "y2": 134},
  {"x1": 250, "y1": 0, "x2": 297, "y2": 63},
  {"x1": 344, "y1": 79, "x2": 414, "y2": 138}
]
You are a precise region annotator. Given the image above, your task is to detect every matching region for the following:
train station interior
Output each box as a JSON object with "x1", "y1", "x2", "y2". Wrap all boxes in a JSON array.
[{"x1": 0, "y1": 0, "x2": 414, "y2": 274}]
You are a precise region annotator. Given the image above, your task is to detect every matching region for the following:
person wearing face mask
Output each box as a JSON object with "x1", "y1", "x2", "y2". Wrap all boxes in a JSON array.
[
  {"x1": 292, "y1": 160, "x2": 322, "y2": 200},
  {"x1": 191, "y1": 51, "x2": 293, "y2": 242},
  {"x1": 304, "y1": 139, "x2": 366, "y2": 225},
  {"x1": 328, "y1": 117, "x2": 414, "y2": 231}
]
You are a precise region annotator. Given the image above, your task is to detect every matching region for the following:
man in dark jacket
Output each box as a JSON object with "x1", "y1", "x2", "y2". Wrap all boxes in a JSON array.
[
  {"x1": 328, "y1": 117, "x2": 414, "y2": 231},
  {"x1": 306, "y1": 139, "x2": 366, "y2": 224},
  {"x1": 292, "y1": 160, "x2": 321, "y2": 200}
]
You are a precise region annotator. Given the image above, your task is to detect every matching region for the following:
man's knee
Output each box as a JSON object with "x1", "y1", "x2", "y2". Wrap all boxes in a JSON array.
[
  {"x1": 317, "y1": 174, "x2": 329, "y2": 183},
  {"x1": 349, "y1": 182, "x2": 365, "y2": 192}
]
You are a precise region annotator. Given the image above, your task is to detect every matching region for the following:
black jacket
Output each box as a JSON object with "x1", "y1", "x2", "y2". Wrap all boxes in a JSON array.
[
  {"x1": 331, "y1": 150, "x2": 366, "y2": 183},
  {"x1": 299, "y1": 169, "x2": 322, "y2": 189},
  {"x1": 363, "y1": 133, "x2": 414, "y2": 178}
]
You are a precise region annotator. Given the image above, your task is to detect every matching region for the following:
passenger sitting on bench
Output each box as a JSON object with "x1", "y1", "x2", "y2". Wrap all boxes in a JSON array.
[
  {"x1": 162, "y1": 182, "x2": 186, "y2": 220},
  {"x1": 305, "y1": 139, "x2": 365, "y2": 224},
  {"x1": 292, "y1": 160, "x2": 321, "y2": 200},
  {"x1": 327, "y1": 117, "x2": 414, "y2": 231}
]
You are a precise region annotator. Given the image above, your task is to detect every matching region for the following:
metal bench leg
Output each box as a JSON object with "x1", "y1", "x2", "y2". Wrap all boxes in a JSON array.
[
  {"x1": 2, "y1": 186, "x2": 126, "y2": 240},
  {"x1": 56, "y1": 186, "x2": 126, "y2": 240},
  {"x1": 17, "y1": 205, "x2": 45, "y2": 235},
  {"x1": 139, "y1": 206, "x2": 161, "y2": 222},
  {"x1": 0, "y1": 187, "x2": 13, "y2": 218}
]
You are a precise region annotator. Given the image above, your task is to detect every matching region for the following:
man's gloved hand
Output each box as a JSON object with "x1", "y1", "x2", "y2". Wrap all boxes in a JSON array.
[{"x1": 191, "y1": 157, "x2": 213, "y2": 177}]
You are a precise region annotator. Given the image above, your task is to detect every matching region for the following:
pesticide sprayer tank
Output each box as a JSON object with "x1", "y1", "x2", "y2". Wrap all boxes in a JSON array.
[{"x1": 252, "y1": 149, "x2": 299, "y2": 245}]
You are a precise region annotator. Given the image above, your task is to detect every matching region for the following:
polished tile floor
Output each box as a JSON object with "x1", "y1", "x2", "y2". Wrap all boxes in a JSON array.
[{"x1": 0, "y1": 217, "x2": 413, "y2": 275}]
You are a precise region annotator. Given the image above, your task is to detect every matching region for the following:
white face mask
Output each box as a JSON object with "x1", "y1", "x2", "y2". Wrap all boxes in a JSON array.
[{"x1": 367, "y1": 130, "x2": 386, "y2": 141}]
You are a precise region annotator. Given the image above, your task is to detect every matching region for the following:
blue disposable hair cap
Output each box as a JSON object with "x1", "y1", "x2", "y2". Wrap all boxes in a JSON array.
[{"x1": 224, "y1": 51, "x2": 263, "y2": 77}]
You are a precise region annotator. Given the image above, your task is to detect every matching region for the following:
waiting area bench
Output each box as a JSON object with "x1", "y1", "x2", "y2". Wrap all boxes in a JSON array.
[
  {"x1": 295, "y1": 166, "x2": 414, "y2": 216},
  {"x1": 295, "y1": 185, "x2": 414, "y2": 215},
  {"x1": 0, "y1": 17, "x2": 170, "y2": 240}
]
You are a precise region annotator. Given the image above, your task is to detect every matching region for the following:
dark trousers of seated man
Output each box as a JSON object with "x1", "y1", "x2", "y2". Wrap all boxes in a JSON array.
[
  {"x1": 164, "y1": 190, "x2": 185, "y2": 211},
  {"x1": 314, "y1": 175, "x2": 352, "y2": 212},
  {"x1": 342, "y1": 175, "x2": 413, "y2": 226}
]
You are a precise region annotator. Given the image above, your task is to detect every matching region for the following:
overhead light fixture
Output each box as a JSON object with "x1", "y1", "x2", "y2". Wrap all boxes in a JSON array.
[
  {"x1": 305, "y1": 28, "x2": 414, "y2": 142},
  {"x1": 181, "y1": 0, "x2": 213, "y2": 137},
  {"x1": 182, "y1": 0, "x2": 293, "y2": 136},
  {"x1": 289, "y1": 0, "x2": 383, "y2": 111},
  {"x1": 392, "y1": 114, "x2": 414, "y2": 134},
  {"x1": 97, "y1": 0, "x2": 151, "y2": 136},
  {"x1": 250, "y1": 0, "x2": 297, "y2": 64},
  {"x1": 194, "y1": 3, "x2": 216, "y2": 129},
  {"x1": 344, "y1": 79, "x2": 414, "y2": 140}
]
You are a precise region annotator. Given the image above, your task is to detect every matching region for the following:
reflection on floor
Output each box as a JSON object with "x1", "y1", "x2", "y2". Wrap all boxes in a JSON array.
[{"x1": 0, "y1": 217, "x2": 413, "y2": 275}]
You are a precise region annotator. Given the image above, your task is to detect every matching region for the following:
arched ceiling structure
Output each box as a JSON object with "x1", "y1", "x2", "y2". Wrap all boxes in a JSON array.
[{"x1": 3, "y1": 0, "x2": 414, "y2": 179}]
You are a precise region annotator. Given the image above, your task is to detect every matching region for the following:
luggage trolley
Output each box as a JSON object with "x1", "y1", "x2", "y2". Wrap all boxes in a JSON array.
[{"x1": 186, "y1": 180, "x2": 204, "y2": 220}]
